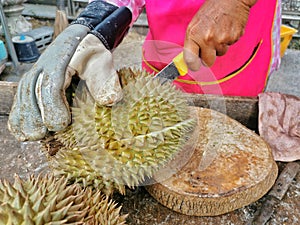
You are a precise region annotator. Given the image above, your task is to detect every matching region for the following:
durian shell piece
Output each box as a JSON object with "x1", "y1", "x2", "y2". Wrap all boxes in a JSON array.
[
  {"x1": 110, "y1": 75, "x2": 189, "y2": 139},
  {"x1": 51, "y1": 146, "x2": 126, "y2": 195},
  {"x1": 51, "y1": 68, "x2": 196, "y2": 195},
  {"x1": 0, "y1": 174, "x2": 127, "y2": 224}
]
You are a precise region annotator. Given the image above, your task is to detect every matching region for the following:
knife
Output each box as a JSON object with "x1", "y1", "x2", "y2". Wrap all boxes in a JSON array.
[
  {"x1": 155, "y1": 52, "x2": 219, "y2": 171},
  {"x1": 154, "y1": 52, "x2": 188, "y2": 84}
]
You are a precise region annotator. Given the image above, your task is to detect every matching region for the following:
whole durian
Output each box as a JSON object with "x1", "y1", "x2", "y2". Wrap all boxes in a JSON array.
[
  {"x1": 0, "y1": 174, "x2": 127, "y2": 225},
  {"x1": 49, "y1": 68, "x2": 196, "y2": 195}
]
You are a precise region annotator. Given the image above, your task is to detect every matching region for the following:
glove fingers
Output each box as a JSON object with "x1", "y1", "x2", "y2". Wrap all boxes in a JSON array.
[
  {"x1": 85, "y1": 47, "x2": 123, "y2": 105},
  {"x1": 87, "y1": 69, "x2": 123, "y2": 106},
  {"x1": 35, "y1": 70, "x2": 71, "y2": 132},
  {"x1": 69, "y1": 34, "x2": 123, "y2": 106},
  {"x1": 8, "y1": 70, "x2": 47, "y2": 141},
  {"x1": 36, "y1": 25, "x2": 89, "y2": 132}
]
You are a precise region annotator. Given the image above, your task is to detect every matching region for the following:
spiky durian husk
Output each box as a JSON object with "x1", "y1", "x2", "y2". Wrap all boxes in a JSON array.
[
  {"x1": 0, "y1": 174, "x2": 127, "y2": 225},
  {"x1": 49, "y1": 68, "x2": 196, "y2": 195}
]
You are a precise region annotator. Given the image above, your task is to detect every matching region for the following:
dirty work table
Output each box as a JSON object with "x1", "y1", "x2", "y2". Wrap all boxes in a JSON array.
[
  {"x1": 0, "y1": 30, "x2": 299, "y2": 224},
  {"x1": 0, "y1": 110, "x2": 299, "y2": 224}
]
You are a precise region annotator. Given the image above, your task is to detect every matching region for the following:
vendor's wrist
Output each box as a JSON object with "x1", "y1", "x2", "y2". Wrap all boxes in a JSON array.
[{"x1": 71, "y1": 0, "x2": 118, "y2": 29}]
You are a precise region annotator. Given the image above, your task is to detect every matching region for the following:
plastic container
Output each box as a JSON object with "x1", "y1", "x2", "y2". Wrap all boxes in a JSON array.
[
  {"x1": 0, "y1": 40, "x2": 7, "y2": 62},
  {"x1": 23, "y1": 26, "x2": 54, "y2": 51},
  {"x1": 12, "y1": 34, "x2": 40, "y2": 63},
  {"x1": 280, "y1": 25, "x2": 298, "y2": 57}
]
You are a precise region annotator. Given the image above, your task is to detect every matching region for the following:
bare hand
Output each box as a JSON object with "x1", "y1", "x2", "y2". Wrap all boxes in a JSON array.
[{"x1": 184, "y1": 0, "x2": 257, "y2": 70}]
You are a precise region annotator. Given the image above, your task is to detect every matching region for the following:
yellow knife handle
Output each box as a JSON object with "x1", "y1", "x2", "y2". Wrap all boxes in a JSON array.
[{"x1": 173, "y1": 52, "x2": 188, "y2": 76}]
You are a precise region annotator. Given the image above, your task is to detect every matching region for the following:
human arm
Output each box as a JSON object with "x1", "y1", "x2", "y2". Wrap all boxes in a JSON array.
[
  {"x1": 8, "y1": 1, "x2": 130, "y2": 141},
  {"x1": 93, "y1": 0, "x2": 145, "y2": 26}
]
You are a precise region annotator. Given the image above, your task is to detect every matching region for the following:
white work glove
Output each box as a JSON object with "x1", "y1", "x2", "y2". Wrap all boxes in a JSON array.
[
  {"x1": 8, "y1": 1, "x2": 122, "y2": 141},
  {"x1": 65, "y1": 33, "x2": 123, "y2": 106},
  {"x1": 38, "y1": 3, "x2": 133, "y2": 133}
]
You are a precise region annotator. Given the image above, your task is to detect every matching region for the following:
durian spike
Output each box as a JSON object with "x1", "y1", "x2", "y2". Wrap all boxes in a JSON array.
[
  {"x1": 48, "y1": 67, "x2": 197, "y2": 196},
  {"x1": 0, "y1": 174, "x2": 127, "y2": 224}
]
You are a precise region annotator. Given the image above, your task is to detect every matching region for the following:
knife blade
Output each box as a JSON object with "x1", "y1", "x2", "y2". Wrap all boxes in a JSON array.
[
  {"x1": 155, "y1": 52, "x2": 219, "y2": 171},
  {"x1": 154, "y1": 52, "x2": 188, "y2": 84}
]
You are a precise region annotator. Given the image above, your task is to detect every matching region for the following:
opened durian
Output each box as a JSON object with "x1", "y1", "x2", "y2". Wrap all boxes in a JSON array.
[
  {"x1": 0, "y1": 174, "x2": 127, "y2": 224},
  {"x1": 48, "y1": 68, "x2": 196, "y2": 195}
]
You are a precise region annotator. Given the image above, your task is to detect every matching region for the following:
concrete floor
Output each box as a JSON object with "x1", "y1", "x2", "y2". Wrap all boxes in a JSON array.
[
  {"x1": 0, "y1": 4, "x2": 299, "y2": 224},
  {"x1": 266, "y1": 49, "x2": 300, "y2": 97}
]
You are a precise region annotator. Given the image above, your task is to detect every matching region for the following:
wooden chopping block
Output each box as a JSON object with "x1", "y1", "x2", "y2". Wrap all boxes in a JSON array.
[{"x1": 145, "y1": 107, "x2": 278, "y2": 216}]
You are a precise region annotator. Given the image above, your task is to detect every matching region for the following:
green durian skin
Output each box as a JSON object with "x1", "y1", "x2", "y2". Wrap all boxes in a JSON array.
[
  {"x1": 50, "y1": 68, "x2": 196, "y2": 195},
  {"x1": 0, "y1": 175, "x2": 127, "y2": 225}
]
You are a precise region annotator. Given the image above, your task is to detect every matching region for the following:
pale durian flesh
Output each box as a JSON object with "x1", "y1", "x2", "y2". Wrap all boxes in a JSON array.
[
  {"x1": 0, "y1": 174, "x2": 127, "y2": 224},
  {"x1": 49, "y1": 68, "x2": 196, "y2": 195}
]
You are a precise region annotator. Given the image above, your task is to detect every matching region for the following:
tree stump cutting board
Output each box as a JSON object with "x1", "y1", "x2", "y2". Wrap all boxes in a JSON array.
[{"x1": 145, "y1": 107, "x2": 278, "y2": 216}]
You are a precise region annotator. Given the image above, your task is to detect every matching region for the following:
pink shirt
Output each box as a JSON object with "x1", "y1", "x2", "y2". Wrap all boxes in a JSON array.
[{"x1": 90, "y1": 0, "x2": 282, "y2": 97}]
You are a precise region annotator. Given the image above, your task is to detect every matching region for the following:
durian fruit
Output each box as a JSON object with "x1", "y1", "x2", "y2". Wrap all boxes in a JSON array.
[
  {"x1": 0, "y1": 174, "x2": 127, "y2": 225},
  {"x1": 49, "y1": 68, "x2": 196, "y2": 195}
]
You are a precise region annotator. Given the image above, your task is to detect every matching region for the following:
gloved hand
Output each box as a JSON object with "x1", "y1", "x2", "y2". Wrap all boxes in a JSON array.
[
  {"x1": 183, "y1": 0, "x2": 257, "y2": 70},
  {"x1": 65, "y1": 6, "x2": 132, "y2": 106},
  {"x1": 8, "y1": 1, "x2": 120, "y2": 142},
  {"x1": 64, "y1": 34, "x2": 123, "y2": 106}
]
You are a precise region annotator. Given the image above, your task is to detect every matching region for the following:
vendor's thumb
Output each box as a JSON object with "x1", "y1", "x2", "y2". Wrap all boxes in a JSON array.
[
  {"x1": 68, "y1": 34, "x2": 123, "y2": 105},
  {"x1": 183, "y1": 40, "x2": 202, "y2": 71},
  {"x1": 183, "y1": 40, "x2": 216, "y2": 70}
]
